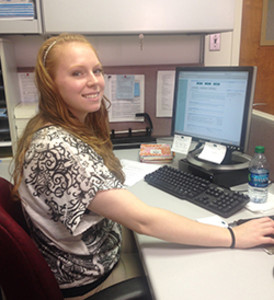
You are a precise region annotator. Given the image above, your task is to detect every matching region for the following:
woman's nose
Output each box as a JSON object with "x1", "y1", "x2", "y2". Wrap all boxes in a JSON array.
[{"x1": 87, "y1": 72, "x2": 98, "y2": 86}]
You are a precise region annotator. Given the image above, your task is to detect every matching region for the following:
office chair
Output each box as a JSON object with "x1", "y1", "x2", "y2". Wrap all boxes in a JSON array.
[
  {"x1": 0, "y1": 177, "x2": 63, "y2": 300},
  {"x1": 0, "y1": 177, "x2": 152, "y2": 300}
]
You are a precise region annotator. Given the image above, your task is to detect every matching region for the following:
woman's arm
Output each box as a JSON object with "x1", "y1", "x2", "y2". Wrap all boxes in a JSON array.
[{"x1": 89, "y1": 188, "x2": 274, "y2": 249}]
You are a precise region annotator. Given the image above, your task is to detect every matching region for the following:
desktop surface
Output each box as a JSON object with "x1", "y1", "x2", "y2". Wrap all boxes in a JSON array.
[{"x1": 114, "y1": 146, "x2": 274, "y2": 300}]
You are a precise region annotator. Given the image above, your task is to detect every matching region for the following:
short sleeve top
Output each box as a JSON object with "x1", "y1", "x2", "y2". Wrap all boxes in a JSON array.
[{"x1": 19, "y1": 126, "x2": 124, "y2": 289}]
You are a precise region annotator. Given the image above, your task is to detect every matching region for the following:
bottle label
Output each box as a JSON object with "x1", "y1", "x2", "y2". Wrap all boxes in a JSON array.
[{"x1": 248, "y1": 171, "x2": 269, "y2": 187}]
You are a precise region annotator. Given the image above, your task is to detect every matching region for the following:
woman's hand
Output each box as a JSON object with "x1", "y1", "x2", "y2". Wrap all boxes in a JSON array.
[{"x1": 233, "y1": 217, "x2": 274, "y2": 248}]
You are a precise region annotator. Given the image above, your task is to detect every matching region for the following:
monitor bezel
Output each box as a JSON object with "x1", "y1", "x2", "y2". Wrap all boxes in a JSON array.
[{"x1": 171, "y1": 66, "x2": 256, "y2": 153}]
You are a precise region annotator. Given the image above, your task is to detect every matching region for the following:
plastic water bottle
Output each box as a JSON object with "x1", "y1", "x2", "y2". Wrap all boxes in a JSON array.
[{"x1": 248, "y1": 146, "x2": 269, "y2": 203}]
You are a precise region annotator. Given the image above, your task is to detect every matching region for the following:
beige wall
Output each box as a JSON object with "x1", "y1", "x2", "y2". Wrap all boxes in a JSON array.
[{"x1": 204, "y1": 0, "x2": 243, "y2": 66}]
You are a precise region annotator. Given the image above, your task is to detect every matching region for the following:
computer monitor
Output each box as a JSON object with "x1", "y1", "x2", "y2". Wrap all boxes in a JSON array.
[{"x1": 171, "y1": 66, "x2": 257, "y2": 171}]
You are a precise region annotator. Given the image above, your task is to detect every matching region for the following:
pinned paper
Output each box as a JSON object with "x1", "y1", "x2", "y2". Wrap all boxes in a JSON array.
[
  {"x1": 104, "y1": 74, "x2": 145, "y2": 122},
  {"x1": 198, "y1": 142, "x2": 226, "y2": 164},
  {"x1": 116, "y1": 75, "x2": 135, "y2": 99},
  {"x1": 156, "y1": 70, "x2": 175, "y2": 117},
  {"x1": 18, "y1": 72, "x2": 39, "y2": 103},
  {"x1": 171, "y1": 134, "x2": 192, "y2": 155}
]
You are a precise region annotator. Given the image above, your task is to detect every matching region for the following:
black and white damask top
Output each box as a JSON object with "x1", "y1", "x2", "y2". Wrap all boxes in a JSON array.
[{"x1": 19, "y1": 126, "x2": 124, "y2": 289}]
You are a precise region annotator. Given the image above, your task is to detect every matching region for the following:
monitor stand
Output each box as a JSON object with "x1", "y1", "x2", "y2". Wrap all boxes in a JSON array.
[{"x1": 179, "y1": 148, "x2": 251, "y2": 188}]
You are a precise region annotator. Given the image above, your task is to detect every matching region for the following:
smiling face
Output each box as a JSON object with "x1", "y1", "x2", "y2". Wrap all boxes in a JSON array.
[{"x1": 53, "y1": 42, "x2": 105, "y2": 123}]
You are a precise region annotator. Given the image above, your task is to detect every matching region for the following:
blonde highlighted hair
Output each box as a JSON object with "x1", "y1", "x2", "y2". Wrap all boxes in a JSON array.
[{"x1": 12, "y1": 33, "x2": 124, "y2": 199}]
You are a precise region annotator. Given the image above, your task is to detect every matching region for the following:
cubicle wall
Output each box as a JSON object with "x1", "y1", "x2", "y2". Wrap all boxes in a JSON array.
[
  {"x1": 14, "y1": 66, "x2": 274, "y2": 181},
  {"x1": 13, "y1": 62, "x2": 274, "y2": 182}
]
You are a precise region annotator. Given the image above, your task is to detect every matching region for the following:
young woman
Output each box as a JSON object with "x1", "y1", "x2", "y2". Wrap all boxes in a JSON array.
[{"x1": 12, "y1": 33, "x2": 274, "y2": 299}]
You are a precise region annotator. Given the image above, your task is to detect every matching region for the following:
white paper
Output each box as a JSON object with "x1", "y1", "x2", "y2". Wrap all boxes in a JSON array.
[
  {"x1": 104, "y1": 74, "x2": 145, "y2": 122},
  {"x1": 171, "y1": 134, "x2": 192, "y2": 154},
  {"x1": 116, "y1": 75, "x2": 135, "y2": 99},
  {"x1": 156, "y1": 70, "x2": 175, "y2": 117},
  {"x1": 18, "y1": 72, "x2": 39, "y2": 103},
  {"x1": 120, "y1": 159, "x2": 161, "y2": 186},
  {"x1": 198, "y1": 142, "x2": 226, "y2": 164}
]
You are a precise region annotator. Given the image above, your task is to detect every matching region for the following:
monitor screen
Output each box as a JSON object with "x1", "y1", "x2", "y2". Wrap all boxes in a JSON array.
[{"x1": 171, "y1": 66, "x2": 256, "y2": 153}]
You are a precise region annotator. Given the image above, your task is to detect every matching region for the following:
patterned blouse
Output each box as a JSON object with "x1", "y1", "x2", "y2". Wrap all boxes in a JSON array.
[{"x1": 19, "y1": 126, "x2": 124, "y2": 289}]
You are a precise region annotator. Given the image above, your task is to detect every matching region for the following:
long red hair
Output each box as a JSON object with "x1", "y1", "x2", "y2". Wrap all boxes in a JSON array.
[{"x1": 12, "y1": 33, "x2": 124, "y2": 199}]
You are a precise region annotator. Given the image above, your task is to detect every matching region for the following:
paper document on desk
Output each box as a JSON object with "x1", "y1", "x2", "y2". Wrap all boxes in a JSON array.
[{"x1": 121, "y1": 159, "x2": 162, "y2": 186}]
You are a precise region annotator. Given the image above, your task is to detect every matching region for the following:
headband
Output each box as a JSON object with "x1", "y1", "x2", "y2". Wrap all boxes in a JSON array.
[{"x1": 43, "y1": 40, "x2": 57, "y2": 66}]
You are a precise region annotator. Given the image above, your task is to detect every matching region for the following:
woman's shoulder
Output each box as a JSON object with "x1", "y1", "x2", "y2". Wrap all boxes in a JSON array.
[
  {"x1": 30, "y1": 125, "x2": 81, "y2": 151},
  {"x1": 31, "y1": 125, "x2": 99, "y2": 158},
  {"x1": 33, "y1": 125, "x2": 77, "y2": 142}
]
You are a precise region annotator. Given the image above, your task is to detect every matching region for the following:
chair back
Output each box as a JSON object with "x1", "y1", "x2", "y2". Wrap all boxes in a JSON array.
[{"x1": 0, "y1": 177, "x2": 63, "y2": 300}]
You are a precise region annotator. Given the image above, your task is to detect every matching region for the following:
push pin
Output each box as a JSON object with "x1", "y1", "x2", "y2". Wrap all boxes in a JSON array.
[{"x1": 139, "y1": 33, "x2": 144, "y2": 51}]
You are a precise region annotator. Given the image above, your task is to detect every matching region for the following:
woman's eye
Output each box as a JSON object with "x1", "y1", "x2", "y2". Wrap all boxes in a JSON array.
[
  {"x1": 94, "y1": 68, "x2": 103, "y2": 75},
  {"x1": 72, "y1": 71, "x2": 82, "y2": 77}
]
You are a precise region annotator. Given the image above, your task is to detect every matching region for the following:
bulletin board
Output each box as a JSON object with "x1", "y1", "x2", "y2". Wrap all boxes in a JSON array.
[
  {"x1": 104, "y1": 74, "x2": 145, "y2": 123},
  {"x1": 104, "y1": 63, "x2": 201, "y2": 137}
]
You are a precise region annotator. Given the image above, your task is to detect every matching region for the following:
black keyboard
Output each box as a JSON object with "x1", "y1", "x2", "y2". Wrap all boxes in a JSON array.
[{"x1": 144, "y1": 165, "x2": 250, "y2": 218}]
